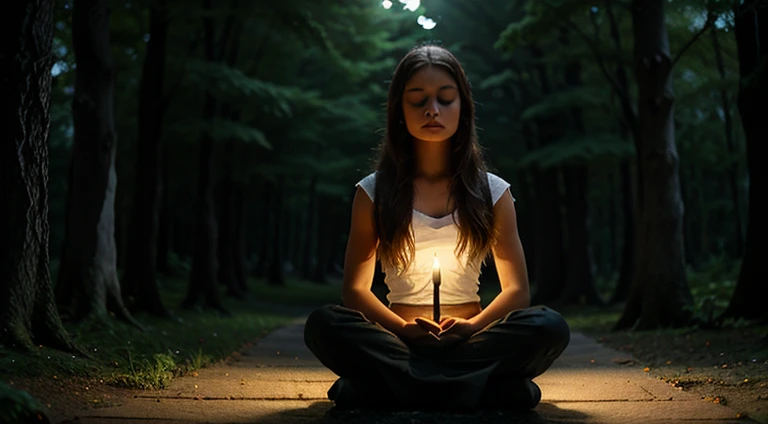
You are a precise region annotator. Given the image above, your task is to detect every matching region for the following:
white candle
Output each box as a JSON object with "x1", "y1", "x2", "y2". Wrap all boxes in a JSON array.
[{"x1": 432, "y1": 254, "x2": 441, "y2": 322}]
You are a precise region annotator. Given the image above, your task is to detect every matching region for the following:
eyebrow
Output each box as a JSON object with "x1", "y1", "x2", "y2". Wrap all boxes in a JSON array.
[{"x1": 405, "y1": 85, "x2": 457, "y2": 93}]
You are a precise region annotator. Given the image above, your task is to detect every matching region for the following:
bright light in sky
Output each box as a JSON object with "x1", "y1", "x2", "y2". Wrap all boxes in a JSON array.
[
  {"x1": 382, "y1": 0, "x2": 392, "y2": 9},
  {"x1": 418, "y1": 15, "x2": 436, "y2": 30},
  {"x1": 400, "y1": 0, "x2": 420, "y2": 12}
]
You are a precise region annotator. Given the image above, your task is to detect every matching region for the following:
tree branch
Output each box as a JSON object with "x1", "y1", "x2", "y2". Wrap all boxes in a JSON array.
[
  {"x1": 541, "y1": 1, "x2": 629, "y2": 108},
  {"x1": 672, "y1": 7, "x2": 717, "y2": 66}
]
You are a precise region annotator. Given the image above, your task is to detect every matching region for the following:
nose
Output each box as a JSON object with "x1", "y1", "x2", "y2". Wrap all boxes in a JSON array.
[{"x1": 425, "y1": 99, "x2": 440, "y2": 117}]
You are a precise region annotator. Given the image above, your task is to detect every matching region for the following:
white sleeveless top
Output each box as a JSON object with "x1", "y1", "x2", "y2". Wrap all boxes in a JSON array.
[{"x1": 356, "y1": 172, "x2": 512, "y2": 305}]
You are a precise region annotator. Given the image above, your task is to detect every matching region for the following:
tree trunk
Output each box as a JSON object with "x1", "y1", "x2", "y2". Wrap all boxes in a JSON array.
[
  {"x1": 156, "y1": 144, "x2": 172, "y2": 275},
  {"x1": 605, "y1": 0, "x2": 637, "y2": 304},
  {"x1": 302, "y1": 175, "x2": 318, "y2": 279},
  {"x1": 529, "y1": 47, "x2": 565, "y2": 305},
  {"x1": 123, "y1": 0, "x2": 171, "y2": 317},
  {"x1": 183, "y1": 0, "x2": 226, "y2": 314},
  {"x1": 254, "y1": 181, "x2": 273, "y2": 278},
  {"x1": 711, "y1": 27, "x2": 744, "y2": 259},
  {"x1": 0, "y1": 0, "x2": 78, "y2": 352},
  {"x1": 232, "y1": 182, "x2": 248, "y2": 292},
  {"x1": 561, "y1": 165, "x2": 602, "y2": 305},
  {"x1": 215, "y1": 7, "x2": 244, "y2": 297},
  {"x1": 559, "y1": 38, "x2": 601, "y2": 306},
  {"x1": 216, "y1": 173, "x2": 236, "y2": 293},
  {"x1": 215, "y1": 139, "x2": 246, "y2": 297},
  {"x1": 615, "y1": 0, "x2": 692, "y2": 330},
  {"x1": 267, "y1": 177, "x2": 286, "y2": 285},
  {"x1": 720, "y1": 0, "x2": 768, "y2": 322},
  {"x1": 55, "y1": 0, "x2": 139, "y2": 328},
  {"x1": 312, "y1": 194, "x2": 331, "y2": 284}
]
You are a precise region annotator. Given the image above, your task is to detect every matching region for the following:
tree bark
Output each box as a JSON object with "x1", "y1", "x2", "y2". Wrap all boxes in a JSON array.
[
  {"x1": 612, "y1": 162, "x2": 636, "y2": 302},
  {"x1": 528, "y1": 46, "x2": 566, "y2": 305},
  {"x1": 302, "y1": 175, "x2": 318, "y2": 279},
  {"x1": 254, "y1": 181, "x2": 273, "y2": 277},
  {"x1": 615, "y1": 0, "x2": 692, "y2": 330},
  {"x1": 123, "y1": 0, "x2": 171, "y2": 317},
  {"x1": 721, "y1": 0, "x2": 768, "y2": 322},
  {"x1": 232, "y1": 182, "x2": 248, "y2": 292},
  {"x1": 156, "y1": 144, "x2": 172, "y2": 276},
  {"x1": 55, "y1": 0, "x2": 139, "y2": 328},
  {"x1": 312, "y1": 194, "x2": 332, "y2": 284},
  {"x1": 559, "y1": 34, "x2": 601, "y2": 306},
  {"x1": 267, "y1": 177, "x2": 286, "y2": 285},
  {"x1": 711, "y1": 27, "x2": 744, "y2": 259},
  {"x1": 605, "y1": 0, "x2": 637, "y2": 304},
  {"x1": 183, "y1": 0, "x2": 227, "y2": 313},
  {"x1": 215, "y1": 8, "x2": 244, "y2": 297},
  {"x1": 216, "y1": 174, "x2": 235, "y2": 291},
  {"x1": 0, "y1": 0, "x2": 78, "y2": 351},
  {"x1": 216, "y1": 143, "x2": 246, "y2": 297}
]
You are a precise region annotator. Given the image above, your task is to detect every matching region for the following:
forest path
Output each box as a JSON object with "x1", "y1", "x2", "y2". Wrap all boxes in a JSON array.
[{"x1": 58, "y1": 316, "x2": 753, "y2": 424}]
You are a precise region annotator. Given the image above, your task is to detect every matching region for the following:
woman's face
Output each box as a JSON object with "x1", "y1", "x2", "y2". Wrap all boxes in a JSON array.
[{"x1": 401, "y1": 65, "x2": 461, "y2": 143}]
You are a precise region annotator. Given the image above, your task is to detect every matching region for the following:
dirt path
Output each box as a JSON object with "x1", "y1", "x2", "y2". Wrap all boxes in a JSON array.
[{"x1": 21, "y1": 316, "x2": 754, "y2": 424}]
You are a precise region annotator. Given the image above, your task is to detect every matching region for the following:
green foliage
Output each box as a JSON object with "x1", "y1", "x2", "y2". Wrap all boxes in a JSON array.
[
  {"x1": 520, "y1": 85, "x2": 612, "y2": 121},
  {"x1": 478, "y1": 69, "x2": 517, "y2": 90},
  {"x1": 496, "y1": 0, "x2": 597, "y2": 51},
  {"x1": 687, "y1": 255, "x2": 740, "y2": 320},
  {"x1": 111, "y1": 351, "x2": 176, "y2": 390},
  {"x1": 513, "y1": 133, "x2": 634, "y2": 169},
  {"x1": 183, "y1": 60, "x2": 299, "y2": 116},
  {"x1": 166, "y1": 117, "x2": 271, "y2": 149}
]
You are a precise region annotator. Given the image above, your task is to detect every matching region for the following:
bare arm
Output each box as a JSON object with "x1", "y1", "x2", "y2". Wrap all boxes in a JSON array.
[
  {"x1": 468, "y1": 190, "x2": 531, "y2": 330},
  {"x1": 341, "y1": 187, "x2": 410, "y2": 334}
]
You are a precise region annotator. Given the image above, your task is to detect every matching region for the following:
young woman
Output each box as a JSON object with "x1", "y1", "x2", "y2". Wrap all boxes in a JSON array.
[{"x1": 304, "y1": 44, "x2": 570, "y2": 410}]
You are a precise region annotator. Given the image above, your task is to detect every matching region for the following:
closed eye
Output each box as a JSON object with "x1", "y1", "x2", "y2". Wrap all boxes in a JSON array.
[{"x1": 410, "y1": 98, "x2": 455, "y2": 107}]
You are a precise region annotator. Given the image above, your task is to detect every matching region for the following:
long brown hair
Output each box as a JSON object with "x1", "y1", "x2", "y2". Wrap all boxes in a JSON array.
[{"x1": 373, "y1": 44, "x2": 495, "y2": 273}]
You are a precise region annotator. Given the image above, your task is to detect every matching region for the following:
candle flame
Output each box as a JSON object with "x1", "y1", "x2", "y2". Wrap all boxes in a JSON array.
[{"x1": 433, "y1": 254, "x2": 440, "y2": 271}]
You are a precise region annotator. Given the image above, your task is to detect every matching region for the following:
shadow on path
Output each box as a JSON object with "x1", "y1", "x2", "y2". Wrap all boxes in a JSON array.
[{"x1": 255, "y1": 400, "x2": 590, "y2": 423}]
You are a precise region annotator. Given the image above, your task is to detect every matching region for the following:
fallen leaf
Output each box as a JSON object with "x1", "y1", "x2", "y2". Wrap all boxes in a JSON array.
[{"x1": 611, "y1": 357, "x2": 635, "y2": 365}]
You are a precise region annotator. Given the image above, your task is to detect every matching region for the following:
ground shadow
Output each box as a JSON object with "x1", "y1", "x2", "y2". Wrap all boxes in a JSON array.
[{"x1": 252, "y1": 401, "x2": 591, "y2": 424}]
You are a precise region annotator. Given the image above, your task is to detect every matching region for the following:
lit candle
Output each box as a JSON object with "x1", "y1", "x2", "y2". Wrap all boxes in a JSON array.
[{"x1": 432, "y1": 254, "x2": 441, "y2": 323}]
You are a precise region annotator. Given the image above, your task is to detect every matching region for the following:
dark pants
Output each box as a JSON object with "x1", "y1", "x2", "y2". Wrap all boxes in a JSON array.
[{"x1": 304, "y1": 304, "x2": 570, "y2": 410}]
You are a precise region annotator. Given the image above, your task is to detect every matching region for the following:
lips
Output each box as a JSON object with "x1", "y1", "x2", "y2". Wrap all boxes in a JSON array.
[{"x1": 422, "y1": 121, "x2": 444, "y2": 128}]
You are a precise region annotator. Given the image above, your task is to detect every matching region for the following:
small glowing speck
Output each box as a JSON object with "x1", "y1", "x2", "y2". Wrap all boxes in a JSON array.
[{"x1": 382, "y1": 0, "x2": 392, "y2": 9}]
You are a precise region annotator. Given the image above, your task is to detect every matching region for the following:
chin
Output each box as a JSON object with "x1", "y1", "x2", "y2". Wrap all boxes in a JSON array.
[{"x1": 416, "y1": 131, "x2": 456, "y2": 143}]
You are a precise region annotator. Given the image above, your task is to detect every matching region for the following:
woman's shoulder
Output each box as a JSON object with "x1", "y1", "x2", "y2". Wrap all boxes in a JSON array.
[
  {"x1": 355, "y1": 172, "x2": 377, "y2": 201},
  {"x1": 485, "y1": 171, "x2": 514, "y2": 204}
]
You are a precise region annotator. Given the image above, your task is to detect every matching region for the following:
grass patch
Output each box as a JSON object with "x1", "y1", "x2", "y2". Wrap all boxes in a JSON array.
[{"x1": 0, "y1": 276, "x2": 321, "y2": 390}]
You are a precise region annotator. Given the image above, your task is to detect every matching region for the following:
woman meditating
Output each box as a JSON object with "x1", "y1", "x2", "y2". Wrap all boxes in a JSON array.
[{"x1": 304, "y1": 44, "x2": 570, "y2": 410}]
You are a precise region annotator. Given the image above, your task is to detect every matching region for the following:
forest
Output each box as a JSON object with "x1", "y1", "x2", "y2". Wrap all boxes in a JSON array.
[{"x1": 1, "y1": 0, "x2": 766, "y2": 421}]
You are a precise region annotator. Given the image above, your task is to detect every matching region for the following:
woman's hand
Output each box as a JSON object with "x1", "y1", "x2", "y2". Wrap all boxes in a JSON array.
[
  {"x1": 396, "y1": 321, "x2": 440, "y2": 345},
  {"x1": 439, "y1": 316, "x2": 480, "y2": 339}
]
